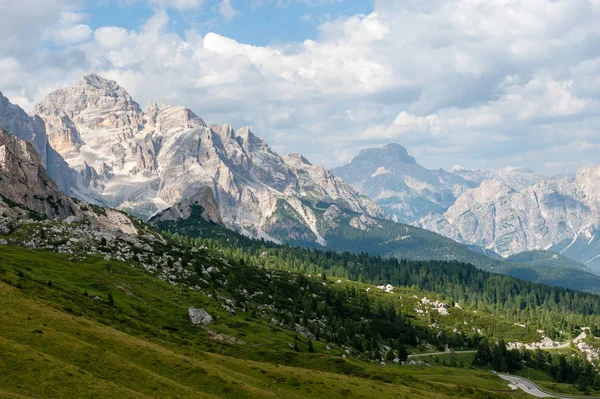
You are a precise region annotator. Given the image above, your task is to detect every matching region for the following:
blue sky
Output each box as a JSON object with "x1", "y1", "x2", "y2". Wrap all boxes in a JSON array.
[
  {"x1": 1, "y1": 0, "x2": 600, "y2": 175},
  {"x1": 86, "y1": 0, "x2": 373, "y2": 46}
]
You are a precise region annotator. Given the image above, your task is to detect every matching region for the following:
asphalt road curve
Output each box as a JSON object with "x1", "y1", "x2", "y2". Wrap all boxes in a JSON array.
[
  {"x1": 497, "y1": 374, "x2": 600, "y2": 399},
  {"x1": 498, "y1": 374, "x2": 557, "y2": 398}
]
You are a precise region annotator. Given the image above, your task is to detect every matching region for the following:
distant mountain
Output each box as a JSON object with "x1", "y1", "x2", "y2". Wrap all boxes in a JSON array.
[
  {"x1": 332, "y1": 144, "x2": 476, "y2": 223},
  {"x1": 420, "y1": 169, "x2": 600, "y2": 273},
  {"x1": 31, "y1": 74, "x2": 390, "y2": 246},
  {"x1": 451, "y1": 165, "x2": 545, "y2": 191}
]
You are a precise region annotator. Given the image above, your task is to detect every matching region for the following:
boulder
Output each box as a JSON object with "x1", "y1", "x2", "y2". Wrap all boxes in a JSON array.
[{"x1": 188, "y1": 307, "x2": 214, "y2": 325}]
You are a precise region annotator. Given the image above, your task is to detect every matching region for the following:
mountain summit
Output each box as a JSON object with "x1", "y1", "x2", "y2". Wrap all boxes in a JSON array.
[{"x1": 333, "y1": 143, "x2": 474, "y2": 222}]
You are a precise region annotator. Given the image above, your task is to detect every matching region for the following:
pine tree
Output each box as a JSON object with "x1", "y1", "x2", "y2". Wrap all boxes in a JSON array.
[{"x1": 108, "y1": 292, "x2": 115, "y2": 307}]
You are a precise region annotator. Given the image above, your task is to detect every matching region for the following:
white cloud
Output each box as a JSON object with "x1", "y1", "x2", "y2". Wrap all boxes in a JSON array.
[
  {"x1": 48, "y1": 24, "x2": 92, "y2": 45},
  {"x1": 1, "y1": 0, "x2": 600, "y2": 175},
  {"x1": 149, "y1": 0, "x2": 204, "y2": 9},
  {"x1": 219, "y1": 0, "x2": 238, "y2": 21}
]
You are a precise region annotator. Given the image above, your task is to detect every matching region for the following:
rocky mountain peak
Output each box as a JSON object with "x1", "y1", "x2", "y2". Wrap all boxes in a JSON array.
[
  {"x1": 382, "y1": 143, "x2": 417, "y2": 164},
  {"x1": 147, "y1": 101, "x2": 159, "y2": 115},
  {"x1": 468, "y1": 180, "x2": 514, "y2": 201},
  {"x1": 451, "y1": 165, "x2": 545, "y2": 191},
  {"x1": 419, "y1": 165, "x2": 600, "y2": 267},
  {"x1": 35, "y1": 74, "x2": 141, "y2": 120},
  {"x1": 333, "y1": 143, "x2": 473, "y2": 222},
  {"x1": 285, "y1": 153, "x2": 312, "y2": 166},
  {"x1": 351, "y1": 143, "x2": 417, "y2": 166},
  {"x1": 211, "y1": 123, "x2": 235, "y2": 143},
  {"x1": 0, "y1": 92, "x2": 76, "y2": 194},
  {"x1": 79, "y1": 73, "x2": 121, "y2": 91},
  {"x1": 155, "y1": 104, "x2": 207, "y2": 133},
  {"x1": 0, "y1": 91, "x2": 48, "y2": 165},
  {"x1": 575, "y1": 164, "x2": 600, "y2": 200},
  {"x1": 20, "y1": 74, "x2": 390, "y2": 247}
]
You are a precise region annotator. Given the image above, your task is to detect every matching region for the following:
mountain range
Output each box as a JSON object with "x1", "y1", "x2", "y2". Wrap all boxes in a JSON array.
[
  {"x1": 335, "y1": 142, "x2": 600, "y2": 274},
  {"x1": 421, "y1": 169, "x2": 600, "y2": 272},
  {"x1": 29, "y1": 74, "x2": 392, "y2": 246},
  {"x1": 3, "y1": 74, "x2": 600, "y2": 288}
]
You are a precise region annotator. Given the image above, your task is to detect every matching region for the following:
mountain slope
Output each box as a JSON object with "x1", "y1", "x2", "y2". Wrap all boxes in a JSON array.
[
  {"x1": 505, "y1": 250, "x2": 589, "y2": 271},
  {"x1": 0, "y1": 242, "x2": 536, "y2": 399},
  {"x1": 333, "y1": 144, "x2": 475, "y2": 223},
  {"x1": 32, "y1": 74, "x2": 389, "y2": 246},
  {"x1": 153, "y1": 196, "x2": 600, "y2": 292},
  {"x1": 0, "y1": 128, "x2": 151, "y2": 241}
]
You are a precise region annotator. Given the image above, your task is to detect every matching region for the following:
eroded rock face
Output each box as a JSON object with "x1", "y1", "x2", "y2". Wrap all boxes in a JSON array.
[
  {"x1": 188, "y1": 308, "x2": 214, "y2": 325},
  {"x1": 33, "y1": 74, "x2": 390, "y2": 245},
  {"x1": 451, "y1": 165, "x2": 545, "y2": 191},
  {"x1": 0, "y1": 128, "x2": 77, "y2": 219},
  {"x1": 420, "y1": 169, "x2": 600, "y2": 269},
  {"x1": 151, "y1": 186, "x2": 224, "y2": 225},
  {"x1": 0, "y1": 91, "x2": 76, "y2": 194}
]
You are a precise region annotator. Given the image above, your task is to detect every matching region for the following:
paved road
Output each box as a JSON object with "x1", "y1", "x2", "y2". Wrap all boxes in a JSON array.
[
  {"x1": 407, "y1": 350, "x2": 477, "y2": 358},
  {"x1": 498, "y1": 374, "x2": 558, "y2": 398},
  {"x1": 498, "y1": 373, "x2": 600, "y2": 399}
]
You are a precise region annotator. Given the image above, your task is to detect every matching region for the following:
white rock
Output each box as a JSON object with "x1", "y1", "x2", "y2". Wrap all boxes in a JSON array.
[{"x1": 188, "y1": 307, "x2": 214, "y2": 325}]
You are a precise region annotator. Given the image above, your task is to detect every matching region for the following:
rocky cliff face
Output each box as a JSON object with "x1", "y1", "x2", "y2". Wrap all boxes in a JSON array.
[
  {"x1": 0, "y1": 92, "x2": 77, "y2": 194},
  {"x1": 333, "y1": 143, "x2": 476, "y2": 223},
  {"x1": 420, "y1": 168, "x2": 600, "y2": 271},
  {"x1": 151, "y1": 186, "x2": 223, "y2": 226},
  {"x1": 32, "y1": 74, "x2": 389, "y2": 245},
  {"x1": 0, "y1": 127, "x2": 149, "y2": 238},
  {"x1": 0, "y1": 128, "x2": 77, "y2": 219}
]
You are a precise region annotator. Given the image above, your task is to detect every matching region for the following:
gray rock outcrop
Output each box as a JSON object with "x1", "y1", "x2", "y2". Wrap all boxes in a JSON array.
[
  {"x1": 188, "y1": 307, "x2": 214, "y2": 325},
  {"x1": 0, "y1": 128, "x2": 77, "y2": 219},
  {"x1": 151, "y1": 186, "x2": 223, "y2": 225}
]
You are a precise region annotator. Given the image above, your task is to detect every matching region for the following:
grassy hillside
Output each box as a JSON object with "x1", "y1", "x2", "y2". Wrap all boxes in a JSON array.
[{"x1": 0, "y1": 245, "x2": 529, "y2": 399}]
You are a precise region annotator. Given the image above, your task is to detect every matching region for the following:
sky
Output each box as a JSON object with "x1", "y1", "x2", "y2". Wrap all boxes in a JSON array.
[{"x1": 1, "y1": 0, "x2": 600, "y2": 175}]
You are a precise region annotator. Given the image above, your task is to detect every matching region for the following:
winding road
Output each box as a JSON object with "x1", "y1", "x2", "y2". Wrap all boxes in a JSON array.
[
  {"x1": 498, "y1": 374, "x2": 557, "y2": 398},
  {"x1": 498, "y1": 373, "x2": 600, "y2": 399},
  {"x1": 407, "y1": 350, "x2": 477, "y2": 358}
]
